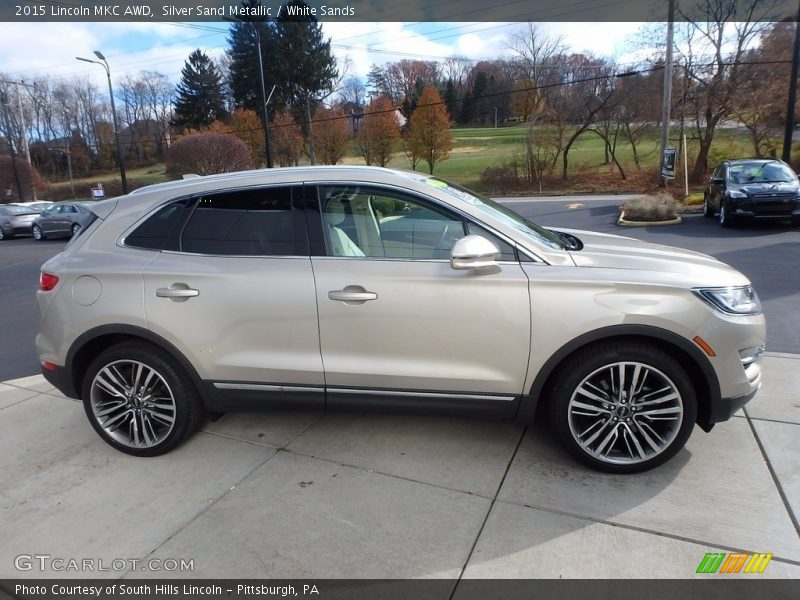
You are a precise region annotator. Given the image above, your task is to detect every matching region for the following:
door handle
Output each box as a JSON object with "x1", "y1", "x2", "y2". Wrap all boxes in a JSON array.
[
  {"x1": 156, "y1": 286, "x2": 199, "y2": 300},
  {"x1": 328, "y1": 286, "x2": 377, "y2": 303}
]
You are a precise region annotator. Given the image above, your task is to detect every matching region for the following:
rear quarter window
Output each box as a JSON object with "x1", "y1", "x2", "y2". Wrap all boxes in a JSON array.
[{"x1": 125, "y1": 198, "x2": 191, "y2": 250}]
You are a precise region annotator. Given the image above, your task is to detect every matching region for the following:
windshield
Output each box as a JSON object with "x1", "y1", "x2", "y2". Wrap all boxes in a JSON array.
[
  {"x1": 729, "y1": 161, "x2": 797, "y2": 184},
  {"x1": 422, "y1": 177, "x2": 565, "y2": 250}
]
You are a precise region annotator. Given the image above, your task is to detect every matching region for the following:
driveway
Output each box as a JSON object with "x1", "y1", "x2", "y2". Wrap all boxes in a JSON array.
[{"x1": 0, "y1": 196, "x2": 798, "y2": 583}]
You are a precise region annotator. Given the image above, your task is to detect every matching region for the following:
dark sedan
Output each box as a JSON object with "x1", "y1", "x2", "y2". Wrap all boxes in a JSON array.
[
  {"x1": 704, "y1": 159, "x2": 800, "y2": 227},
  {"x1": 0, "y1": 204, "x2": 40, "y2": 240},
  {"x1": 32, "y1": 202, "x2": 95, "y2": 240}
]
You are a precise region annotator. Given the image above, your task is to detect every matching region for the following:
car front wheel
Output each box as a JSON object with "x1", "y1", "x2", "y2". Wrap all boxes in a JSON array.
[
  {"x1": 549, "y1": 341, "x2": 697, "y2": 474},
  {"x1": 719, "y1": 201, "x2": 735, "y2": 228},
  {"x1": 82, "y1": 342, "x2": 204, "y2": 456},
  {"x1": 32, "y1": 224, "x2": 45, "y2": 240}
]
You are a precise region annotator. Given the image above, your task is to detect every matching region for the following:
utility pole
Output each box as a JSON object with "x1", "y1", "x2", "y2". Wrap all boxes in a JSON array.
[
  {"x1": 0, "y1": 78, "x2": 37, "y2": 200},
  {"x1": 659, "y1": 0, "x2": 675, "y2": 186},
  {"x1": 782, "y1": 0, "x2": 800, "y2": 163},
  {"x1": 0, "y1": 90, "x2": 24, "y2": 201}
]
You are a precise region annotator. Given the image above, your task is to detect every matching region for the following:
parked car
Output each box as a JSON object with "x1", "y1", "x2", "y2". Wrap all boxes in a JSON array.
[
  {"x1": 0, "y1": 204, "x2": 40, "y2": 240},
  {"x1": 13, "y1": 201, "x2": 54, "y2": 211},
  {"x1": 703, "y1": 158, "x2": 800, "y2": 227},
  {"x1": 32, "y1": 202, "x2": 94, "y2": 240},
  {"x1": 36, "y1": 167, "x2": 765, "y2": 473}
]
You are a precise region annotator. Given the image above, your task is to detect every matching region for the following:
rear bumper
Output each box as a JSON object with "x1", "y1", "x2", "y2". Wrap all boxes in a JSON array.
[{"x1": 42, "y1": 364, "x2": 79, "y2": 400}]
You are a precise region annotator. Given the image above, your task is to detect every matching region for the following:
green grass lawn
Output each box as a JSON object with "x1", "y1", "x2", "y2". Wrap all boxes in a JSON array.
[{"x1": 44, "y1": 125, "x2": 769, "y2": 199}]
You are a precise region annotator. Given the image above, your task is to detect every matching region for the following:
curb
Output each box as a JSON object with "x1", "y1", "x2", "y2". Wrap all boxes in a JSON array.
[{"x1": 617, "y1": 210, "x2": 683, "y2": 227}]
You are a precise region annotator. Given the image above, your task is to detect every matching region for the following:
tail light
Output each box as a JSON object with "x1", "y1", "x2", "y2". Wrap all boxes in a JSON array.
[{"x1": 40, "y1": 272, "x2": 59, "y2": 291}]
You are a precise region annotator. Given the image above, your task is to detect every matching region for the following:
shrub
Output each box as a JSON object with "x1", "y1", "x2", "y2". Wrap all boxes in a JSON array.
[
  {"x1": 166, "y1": 132, "x2": 252, "y2": 178},
  {"x1": 621, "y1": 193, "x2": 678, "y2": 221}
]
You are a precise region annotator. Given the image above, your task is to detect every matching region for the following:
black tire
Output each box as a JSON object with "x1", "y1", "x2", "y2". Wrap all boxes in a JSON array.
[
  {"x1": 703, "y1": 194, "x2": 714, "y2": 218},
  {"x1": 0, "y1": 228, "x2": 8, "y2": 241},
  {"x1": 548, "y1": 341, "x2": 697, "y2": 474},
  {"x1": 719, "y1": 201, "x2": 735, "y2": 228},
  {"x1": 81, "y1": 341, "x2": 204, "y2": 457},
  {"x1": 71, "y1": 223, "x2": 81, "y2": 237},
  {"x1": 32, "y1": 224, "x2": 45, "y2": 240}
]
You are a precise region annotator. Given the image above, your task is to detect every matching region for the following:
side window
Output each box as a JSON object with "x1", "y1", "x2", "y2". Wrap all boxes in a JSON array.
[
  {"x1": 465, "y1": 222, "x2": 517, "y2": 261},
  {"x1": 319, "y1": 186, "x2": 465, "y2": 259},
  {"x1": 180, "y1": 187, "x2": 299, "y2": 256},
  {"x1": 126, "y1": 198, "x2": 190, "y2": 250}
]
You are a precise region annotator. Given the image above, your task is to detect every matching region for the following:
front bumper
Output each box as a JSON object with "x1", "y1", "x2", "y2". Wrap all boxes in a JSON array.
[{"x1": 703, "y1": 384, "x2": 761, "y2": 430}]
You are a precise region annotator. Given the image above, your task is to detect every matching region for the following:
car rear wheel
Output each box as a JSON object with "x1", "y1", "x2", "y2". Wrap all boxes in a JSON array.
[
  {"x1": 549, "y1": 341, "x2": 697, "y2": 474},
  {"x1": 71, "y1": 223, "x2": 81, "y2": 237},
  {"x1": 703, "y1": 194, "x2": 714, "y2": 218},
  {"x1": 82, "y1": 342, "x2": 204, "y2": 456},
  {"x1": 32, "y1": 224, "x2": 45, "y2": 240}
]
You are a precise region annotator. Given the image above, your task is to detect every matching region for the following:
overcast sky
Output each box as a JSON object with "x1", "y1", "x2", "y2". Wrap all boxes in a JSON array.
[{"x1": 0, "y1": 21, "x2": 646, "y2": 90}]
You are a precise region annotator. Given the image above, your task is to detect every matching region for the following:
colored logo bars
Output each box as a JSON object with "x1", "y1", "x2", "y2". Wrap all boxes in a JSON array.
[{"x1": 696, "y1": 552, "x2": 773, "y2": 574}]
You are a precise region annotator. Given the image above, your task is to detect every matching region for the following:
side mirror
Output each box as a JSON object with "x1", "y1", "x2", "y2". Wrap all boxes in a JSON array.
[
  {"x1": 711, "y1": 177, "x2": 724, "y2": 185},
  {"x1": 450, "y1": 235, "x2": 501, "y2": 274}
]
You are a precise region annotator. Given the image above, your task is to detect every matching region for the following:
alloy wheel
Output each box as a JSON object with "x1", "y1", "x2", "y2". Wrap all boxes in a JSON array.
[
  {"x1": 567, "y1": 361, "x2": 684, "y2": 465},
  {"x1": 89, "y1": 360, "x2": 177, "y2": 449}
]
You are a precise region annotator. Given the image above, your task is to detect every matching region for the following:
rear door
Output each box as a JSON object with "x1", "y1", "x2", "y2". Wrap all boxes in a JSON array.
[
  {"x1": 141, "y1": 185, "x2": 324, "y2": 408},
  {"x1": 307, "y1": 183, "x2": 531, "y2": 418}
]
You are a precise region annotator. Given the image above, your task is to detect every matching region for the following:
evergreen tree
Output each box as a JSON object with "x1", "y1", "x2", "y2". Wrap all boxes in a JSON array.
[
  {"x1": 275, "y1": 0, "x2": 338, "y2": 124},
  {"x1": 443, "y1": 79, "x2": 458, "y2": 120},
  {"x1": 173, "y1": 49, "x2": 227, "y2": 130},
  {"x1": 226, "y1": 1, "x2": 285, "y2": 120}
]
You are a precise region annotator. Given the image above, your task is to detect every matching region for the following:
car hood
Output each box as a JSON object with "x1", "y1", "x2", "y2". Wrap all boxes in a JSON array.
[
  {"x1": 551, "y1": 228, "x2": 747, "y2": 283},
  {"x1": 730, "y1": 181, "x2": 799, "y2": 195}
]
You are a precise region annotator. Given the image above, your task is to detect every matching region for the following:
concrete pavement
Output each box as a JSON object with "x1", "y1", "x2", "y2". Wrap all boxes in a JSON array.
[{"x1": 0, "y1": 353, "x2": 798, "y2": 580}]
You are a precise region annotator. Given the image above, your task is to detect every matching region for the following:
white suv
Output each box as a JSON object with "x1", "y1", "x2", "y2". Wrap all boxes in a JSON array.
[{"x1": 36, "y1": 167, "x2": 765, "y2": 473}]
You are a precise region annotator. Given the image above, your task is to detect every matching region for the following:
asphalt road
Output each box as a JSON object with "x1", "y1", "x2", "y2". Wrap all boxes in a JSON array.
[{"x1": 0, "y1": 195, "x2": 797, "y2": 381}]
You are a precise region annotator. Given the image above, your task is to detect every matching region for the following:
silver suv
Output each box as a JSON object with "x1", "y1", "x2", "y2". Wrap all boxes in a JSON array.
[{"x1": 36, "y1": 167, "x2": 765, "y2": 473}]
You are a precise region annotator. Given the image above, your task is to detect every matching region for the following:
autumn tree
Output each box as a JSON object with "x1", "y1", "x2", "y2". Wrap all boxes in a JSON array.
[
  {"x1": 271, "y1": 110, "x2": 304, "y2": 166},
  {"x1": 407, "y1": 86, "x2": 453, "y2": 174},
  {"x1": 166, "y1": 132, "x2": 252, "y2": 177},
  {"x1": 311, "y1": 106, "x2": 351, "y2": 165},
  {"x1": 207, "y1": 108, "x2": 266, "y2": 166},
  {"x1": 354, "y1": 95, "x2": 400, "y2": 166}
]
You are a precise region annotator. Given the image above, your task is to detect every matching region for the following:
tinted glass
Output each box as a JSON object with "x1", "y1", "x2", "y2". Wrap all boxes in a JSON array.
[
  {"x1": 181, "y1": 187, "x2": 297, "y2": 256},
  {"x1": 126, "y1": 198, "x2": 190, "y2": 250}
]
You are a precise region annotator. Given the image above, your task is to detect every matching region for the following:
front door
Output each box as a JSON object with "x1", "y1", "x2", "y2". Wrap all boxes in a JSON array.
[{"x1": 308, "y1": 184, "x2": 531, "y2": 418}]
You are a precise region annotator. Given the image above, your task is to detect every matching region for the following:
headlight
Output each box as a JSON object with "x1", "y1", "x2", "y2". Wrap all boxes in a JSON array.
[
  {"x1": 727, "y1": 190, "x2": 748, "y2": 199},
  {"x1": 693, "y1": 285, "x2": 762, "y2": 315}
]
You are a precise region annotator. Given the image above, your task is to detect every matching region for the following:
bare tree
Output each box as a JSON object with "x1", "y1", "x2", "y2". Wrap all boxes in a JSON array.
[
  {"x1": 677, "y1": 0, "x2": 775, "y2": 182},
  {"x1": 511, "y1": 24, "x2": 567, "y2": 190}
]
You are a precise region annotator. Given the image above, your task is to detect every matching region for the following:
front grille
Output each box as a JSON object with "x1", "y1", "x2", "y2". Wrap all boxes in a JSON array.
[{"x1": 751, "y1": 192, "x2": 795, "y2": 201}]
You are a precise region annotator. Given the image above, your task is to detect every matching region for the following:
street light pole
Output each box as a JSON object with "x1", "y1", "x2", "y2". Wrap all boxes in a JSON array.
[
  {"x1": 251, "y1": 23, "x2": 274, "y2": 168},
  {"x1": 76, "y1": 52, "x2": 128, "y2": 194}
]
